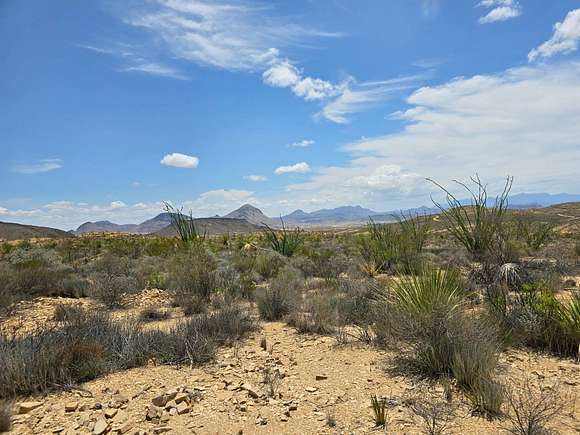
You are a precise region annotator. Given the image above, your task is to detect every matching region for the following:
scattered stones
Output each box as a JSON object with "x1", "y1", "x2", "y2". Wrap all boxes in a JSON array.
[
  {"x1": 176, "y1": 402, "x2": 190, "y2": 415},
  {"x1": 241, "y1": 383, "x2": 260, "y2": 399},
  {"x1": 17, "y1": 401, "x2": 43, "y2": 414}
]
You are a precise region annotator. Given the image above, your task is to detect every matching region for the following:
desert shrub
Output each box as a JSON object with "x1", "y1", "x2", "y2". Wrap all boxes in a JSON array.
[
  {"x1": 256, "y1": 267, "x2": 303, "y2": 321},
  {"x1": 254, "y1": 251, "x2": 285, "y2": 279},
  {"x1": 89, "y1": 272, "x2": 137, "y2": 308},
  {"x1": 287, "y1": 290, "x2": 338, "y2": 334},
  {"x1": 0, "y1": 400, "x2": 11, "y2": 432},
  {"x1": 263, "y1": 219, "x2": 304, "y2": 257},
  {"x1": 516, "y1": 218, "x2": 553, "y2": 252},
  {"x1": 409, "y1": 395, "x2": 455, "y2": 435},
  {"x1": 465, "y1": 378, "x2": 505, "y2": 418},
  {"x1": 166, "y1": 246, "x2": 217, "y2": 312},
  {"x1": 0, "y1": 263, "x2": 13, "y2": 311},
  {"x1": 144, "y1": 237, "x2": 177, "y2": 257},
  {"x1": 230, "y1": 251, "x2": 257, "y2": 275},
  {"x1": 132, "y1": 256, "x2": 167, "y2": 290},
  {"x1": 334, "y1": 278, "x2": 378, "y2": 341},
  {"x1": 428, "y1": 175, "x2": 513, "y2": 262},
  {"x1": 53, "y1": 304, "x2": 84, "y2": 322},
  {"x1": 139, "y1": 307, "x2": 170, "y2": 322},
  {"x1": 6, "y1": 247, "x2": 72, "y2": 296},
  {"x1": 214, "y1": 264, "x2": 254, "y2": 299},
  {"x1": 0, "y1": 305, "x2": 255, "y2": 399},
  {"x1": 497, "y1": 281, "x2": 580, "y2": 357},
  {"x1": 503, "y1": 379, "x2": 570, "y2": 435},
  {"x1": 575, "y1": 242, "x2": 580, "y2": 258},
  {"x1": 298, "y1": 240, "x2": 352, "y2": 280}
]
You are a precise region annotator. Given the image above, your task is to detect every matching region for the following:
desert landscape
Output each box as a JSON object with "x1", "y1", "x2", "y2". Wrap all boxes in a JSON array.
[{"x1": 0, "y1": 178, "x2": 579, "y2": 434}]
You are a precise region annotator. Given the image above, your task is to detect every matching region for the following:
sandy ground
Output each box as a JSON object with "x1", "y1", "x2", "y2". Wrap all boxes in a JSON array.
[{"x1": 2, "y1": 290, "x2": 579, "y2": 435}]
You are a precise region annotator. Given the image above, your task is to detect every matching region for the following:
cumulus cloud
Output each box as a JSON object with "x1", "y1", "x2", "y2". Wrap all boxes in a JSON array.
[
  {"x1": 160, "y1": 153, "x2": 199, "y2": 168},
  {"x1": 263, "y1": 61, "x2": 337, "y2": 101},
  {"x1": 528, "y1": 9, "x2": 580, "y2": 61},
  {"x1": 184, "y1": 189, "x2": 257, "y2": 215},
  {"x1": 12, "y1": 159, "x2": 63, "y2": 174},
  {"x1": 285, "y1": 61, "x2": 580, "y2": 210},
  {"x1": 478, "y1": 0, "x2": 522, "y2": 24},
  {"x1": 244, "y1": 175, "x2": 267, "y2": 182},
  {"x1": 288, "y1": 139, "x2": 314, "y2": 148},
  {"x1": 274, "y1": 162, "x2": 311, "y2": 175}
]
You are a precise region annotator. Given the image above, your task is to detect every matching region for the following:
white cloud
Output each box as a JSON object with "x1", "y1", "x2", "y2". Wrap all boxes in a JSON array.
[
  {"x1": 122, "y1": 62, "x2": 189, "y2": 80},
  {"x1": 274, "y1": 162, "x2": 311, "y2": 175},
  {"x1": 160, "y1": 153, "x2": 199, "y2": 168},
  {"x1": 285, "y1": 61, "x2": 580, "y2": 210},
  {"x1": 288, "y1": 139, "x2": 314, "y2": 148},
  {"x1": 318, "y1": 75, "x2": 426, "y2": 124},
  {"x1": 122, "y1": 0, "x2": 339, "y2": 72},
  {"x1": 478, "y1": 0, "x2": 522, "y2": 24},
  {"x1": 12, "y1": 159, "x2": 63, "y2": 174},
  {"x1": 184, "y1": 189, "x2": 257, "y2": 215},
  {"x1": 244, "y1": 175, "x2": 267, "y2": 182},
  {"x1": 110, "y1": 201, "x2": 127, "y2": 209},
  {"x1": 262, "y1": 60, "x2": 337, "y2": 101},
  {"x1": 528, "y1": 9, "x2": 580, "y2": 61}
]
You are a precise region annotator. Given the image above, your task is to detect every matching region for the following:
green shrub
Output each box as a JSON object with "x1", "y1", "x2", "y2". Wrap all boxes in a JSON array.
[
  {"x1": 256, "y1": 267, "x2": 302, "y2": 321},
  {"x1": 516, "y1": 218, "x2": 553, "y2": 252},
  {"x1": 287, "y1": 290, "x2": 338, "y2": 334},
  {"x1": 263, "y1": 219, "x2": 304, "y2": 257},
  {"x1": 465, "y1": 378, "x2": 504, "y2": 418}
]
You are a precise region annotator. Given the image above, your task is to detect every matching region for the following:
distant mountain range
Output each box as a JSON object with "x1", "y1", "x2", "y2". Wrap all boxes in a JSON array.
[
  {"x1": 0, "y1": 221, "x2": 74, "y2": 241},
  {"x1": 68, "y1": 191, "x2": 580, "y2": 235}
]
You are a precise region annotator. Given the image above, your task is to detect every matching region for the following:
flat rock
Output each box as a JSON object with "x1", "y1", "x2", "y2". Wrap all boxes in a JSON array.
[
  {"x1": 17, "y1": 401, "x2": 43, "y2": 414},
  {"x1": 93, "y1": 418, "x2": 108, "y2": 435}
]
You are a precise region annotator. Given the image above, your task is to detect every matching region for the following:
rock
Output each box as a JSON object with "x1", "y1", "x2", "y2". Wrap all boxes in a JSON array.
[
  {"x1": 113, "y1": 420, "x2": 133, "y2": 434},
  {"x1": 146, "y1": 405, "x2": 162, "y2": 421},
  {"x1": 564, "y1": 278, "x2": 576, "y2": 287},
  {"x1": 64, "y1": 401, "x2": 78, "y2": 412},
  {"x1": 174, "y1": 392, "x2": 188, "y2": 404},
  {"x1": 164, "y1": 400, "x2": 177, "y2": 410},
  {"x1": 176, "y1": 402, "x2": 190, "y2": 415},
  {"x1": 315, "y1": 374, "x2": 328, "y2": 381},
  {"x1": 17, "y1": 401, "x2": 43, "y2": 414},
  {"x1": 288, "y1": 403, "x2": 298, "y2": 411},
  {"x1": 305, "y1": 387, "x2": 318, "y2": 393},
  {"x1": 151, "y1": 394, "x2": 168, "y2": 407},
  {"x1": 153, "y1": 426, "x2": 172, "y2": 434},
  {"x1": 112, "y1": 410, "x2": 128, "y2": 423},
  {"x1": 104, "y1": 408, "x2": 118, "y2": 419},
  {"x1": 93, "y1": 418, "x2": 108, "y2": 435}
]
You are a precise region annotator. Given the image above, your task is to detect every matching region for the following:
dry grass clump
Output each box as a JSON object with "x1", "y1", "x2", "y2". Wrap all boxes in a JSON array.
[
  {"x1": 138, "y1": 307, "x2": 170, "y2": 322},
  {"x1": 0, "y1": 401, "x2": 11, "y2": 433},
  {"x1": 0, "y1": 305, "x2": 256, "y2": 399},
  {"x1": 256, "y1": 267, "x2": 302, "y2": 321},
  {"x1": 503, "y1": 379, "x2": 572, "y2": 435},
  {"x1": 409, "y1": 393, "x2": 455, "y2": 435},
  {"x1": 370, "y1": 394, "x2": 388, "y2": 427}
]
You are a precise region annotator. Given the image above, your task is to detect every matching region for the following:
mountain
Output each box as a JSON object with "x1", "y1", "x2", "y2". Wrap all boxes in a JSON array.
[
  {"x1": 75, "y1": 213, "x2": 173, "y2": 235},
  {"x1": 0, "y1": 221, "x2": 74, "y2": 241},
  {"x1": 283, "y1": 205, "x2": 379, "y2": 225},
  {"x1": 223, "y1": 204, "x2": 278, "y2": 227},
  {"x1": 509, "y1": 193, "x2": 580, "y2": 207},
  {"x1": 133, "y1": 213, "x2": 173, "y2": 233},
  {"x1": 155, "y1": 217, "x2": 261, "y2": 236}
]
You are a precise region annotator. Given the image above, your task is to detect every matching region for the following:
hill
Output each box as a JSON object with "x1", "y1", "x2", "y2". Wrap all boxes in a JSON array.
[
  {"x1": 223, "y1": 204, "x2": 278, "y2": 227},
  {"x1": 0, "y1": 221, "x2": 74, "y2": 241},
  {"x1": 75, "y1": 213, "x2": 173, "y2": 235},
  {"x1": 155, "y1": 217, "x2": 260, "y2": 236}
]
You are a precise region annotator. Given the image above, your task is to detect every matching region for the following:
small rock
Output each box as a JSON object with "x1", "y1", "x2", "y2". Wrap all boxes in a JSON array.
[
  {"x1": 315, "y1": 374, "x2": 328, "y2": 381},
  {"x1": 153, "y1": 426, "x2": 172, "y2": 434},
  {"x1": 242, "y1": 383, "x2": 260, "y2": 399},
  {"x1": 151, "y1": 394, "x2": 168, "y2": 407},
  {"x1": 64, "y1": 401, "x2": 78, "y2": 412},
  {"x1": 104, "y1": 408, "x2": 118, "y2": 419},
  {"x1": 174, "y1": 392, "x2": 188, "y2": 404},
  {"x1": 176, "y1": 402, "x2": 190, "y2": 415},
  {"x1": 305, "y1": 387, "x2": 318, "y2": 393},
  {"x1": 17, "y1": 401, "x2": 43, "y2": 414},
  {"x1": 93, "y1": 418, "x2": 108, "y2": 435}
]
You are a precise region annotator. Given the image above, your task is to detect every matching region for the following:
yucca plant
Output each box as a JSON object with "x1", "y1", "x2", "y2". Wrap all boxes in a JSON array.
[
  {"x1": 370, "y1": 394, "x2": 388, "y2": 427},
  {"x1": 262, "y1": 218, "x2": 303, "y2": 257},
  {"x1": 428, "y1": 175, "x2": 512, "y2": 261},
  {"x1": 163, "y1": 202, "x2": 206, "y2": 244}
]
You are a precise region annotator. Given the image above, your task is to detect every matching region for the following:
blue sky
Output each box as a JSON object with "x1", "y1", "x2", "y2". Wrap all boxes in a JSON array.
[{"x1": 2, "y1": 0, "x2": 580, "y2": 229}]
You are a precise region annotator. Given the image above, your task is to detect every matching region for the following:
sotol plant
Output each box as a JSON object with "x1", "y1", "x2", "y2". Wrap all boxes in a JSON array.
[
  {"x1": 163, "y1": 202, "x2": 206, "y2": 244},
  {"x1": 262, "y1": 218, "x2": 304, "y2": 257}
]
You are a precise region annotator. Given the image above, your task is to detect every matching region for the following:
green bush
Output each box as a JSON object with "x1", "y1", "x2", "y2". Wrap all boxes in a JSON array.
[
  {"x1": 89, "y1": 272, "x2": 137, "y2": 308},
  {"x1": 254, "y1": 251, "x2": 285, "y2": 279}
]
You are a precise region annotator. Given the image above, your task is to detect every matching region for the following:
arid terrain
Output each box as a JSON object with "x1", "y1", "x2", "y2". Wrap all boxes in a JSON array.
[{"x1": 1, "y1": 195, "x2": 579, "y2": 434}]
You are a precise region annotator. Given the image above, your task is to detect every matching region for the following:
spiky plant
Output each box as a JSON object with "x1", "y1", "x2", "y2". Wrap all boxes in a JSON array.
[
  {"x1": 163, "y1": 202, "x2": 206, "y2": 244},
  {"x1": 262, "y1": 218, "x2": 303, "y2": 257},
  {"x1": 370, "y1": 394, "x2": 388, "y2": 427},
  {"x1": 427, "y1": 175, "x2": 512, "y2": 260}
]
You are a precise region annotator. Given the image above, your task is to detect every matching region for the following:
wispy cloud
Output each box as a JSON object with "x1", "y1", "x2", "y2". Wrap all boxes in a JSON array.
[
  {"x1": 318, "y1": 75, "x2": 427, "y2": 124},
  {"x1": 12, "y1": 159, "x2": 63, "y2": 174},
  {"x1": 160, "y1": 153, "x2": 199, "y2": 168},
  {"x1": 478, "y1": 0, "x2": 522, "y2": 24},
  {"x1": 288, "y1": 139, "x2": 315, "y2": 148},
  {"x1": 244, "y1": 174, "x2": 267, "y2": 182},
  {"x1": 275, "y1": 162, "x2": 311, "y2": 175},
  {"x1": 528, "y1": 9, "x2": 580, "y2": 61},
  {"x1": 122, "y1": 62, "x2": 189, "y2": 80}
]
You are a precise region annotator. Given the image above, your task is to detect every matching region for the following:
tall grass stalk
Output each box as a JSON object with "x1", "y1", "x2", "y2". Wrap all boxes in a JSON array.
[
  {"x1": 163, "y1": 202, "x2": 206, "y2": 244},
  {"x1": 262, "y1": 218, "x2": 303, "y2": 257}
]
